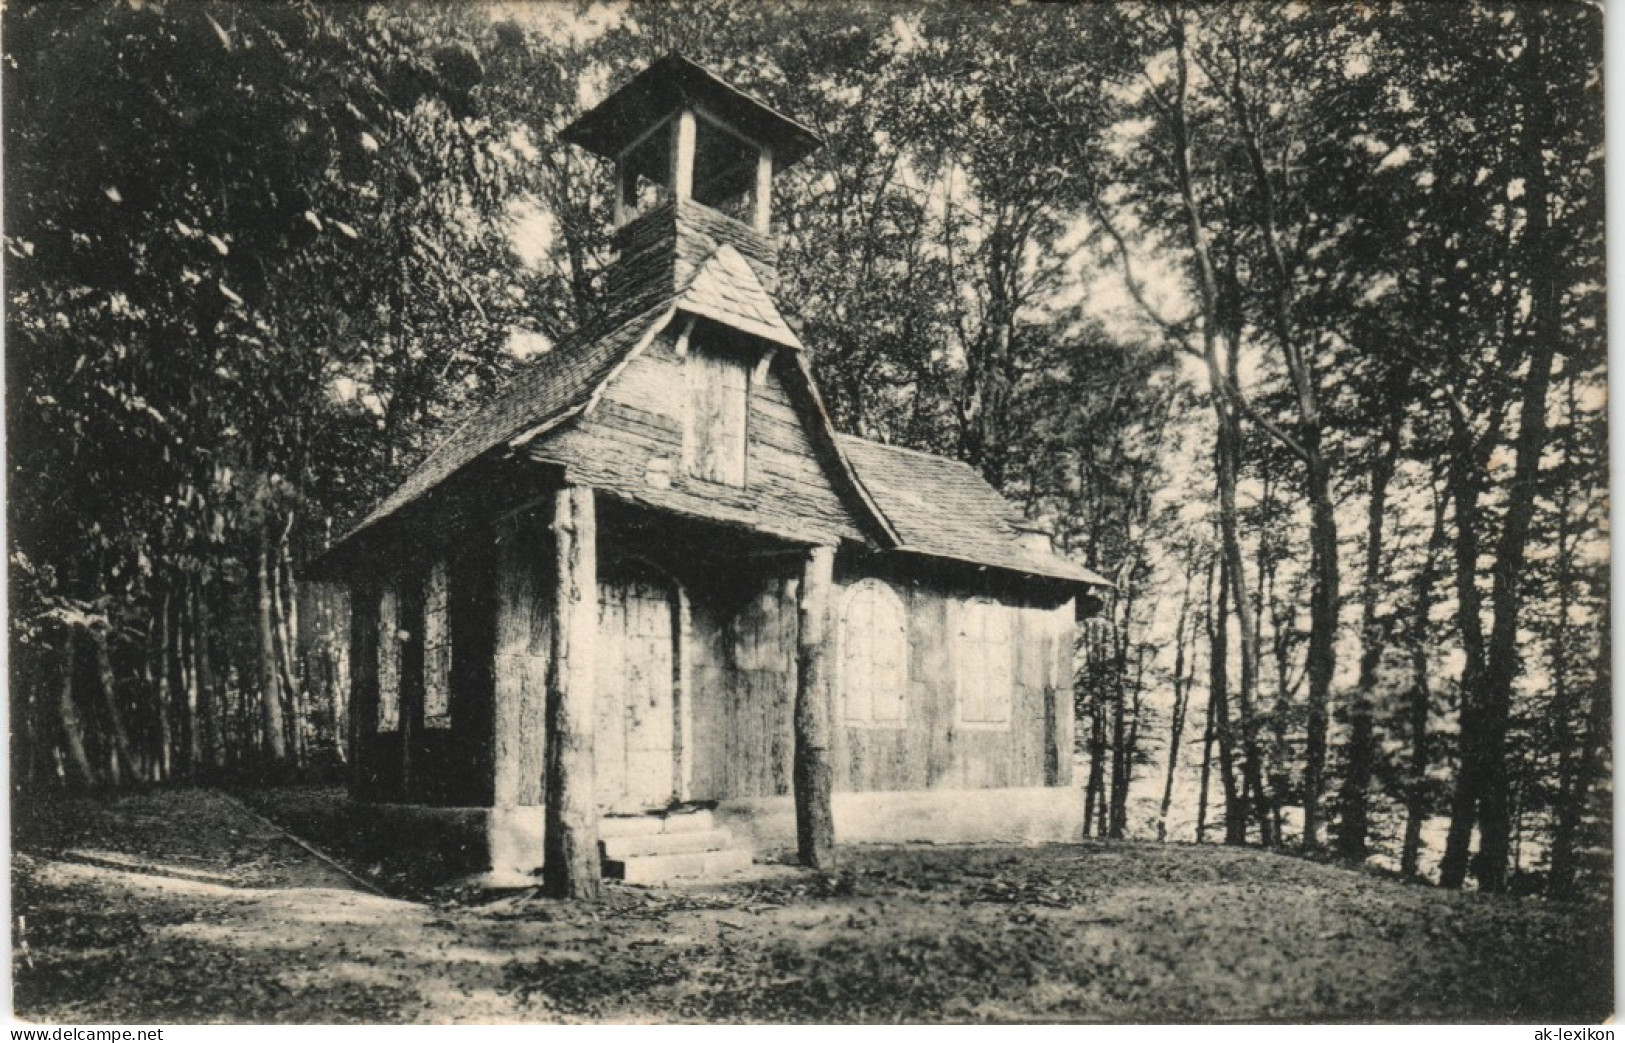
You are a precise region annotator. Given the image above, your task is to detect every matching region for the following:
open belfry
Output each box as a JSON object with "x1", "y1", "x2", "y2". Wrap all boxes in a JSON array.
[{"x1": 313, "y1": 54, "x2": 1108, "y2": 895}]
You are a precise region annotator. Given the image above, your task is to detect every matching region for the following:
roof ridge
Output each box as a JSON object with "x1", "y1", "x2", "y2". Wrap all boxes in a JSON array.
[
  {"x1": 320, "y1": 300, "x2": 677, "y2": 556},
  {"x1": 836, "y1": 433, "x2": 981, "y2": 470},
  {"x1": 420, "y1": 300, "x2": 655, "y2": 469},
  {"x1": 676, "y1": 243, "x2": 801, "y2": 349}
]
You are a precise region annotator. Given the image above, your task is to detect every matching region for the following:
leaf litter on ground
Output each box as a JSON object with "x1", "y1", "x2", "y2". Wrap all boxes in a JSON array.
[{"x1": 11, "y1": 786, "x2": 1614, "y2": 1024}]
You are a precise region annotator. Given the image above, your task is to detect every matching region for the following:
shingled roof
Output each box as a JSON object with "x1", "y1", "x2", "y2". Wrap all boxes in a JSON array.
[
  {"x1": 335, "y1": 300, "x2": 677, "y2": 549},
  {"x1": 323, "y1": 241, "x2": 1105, "y2": 592},
  {"x1": 682, "y1": 244, "x2": 801, "y2": 349},
  {"x1": 836, "y1": 435, "x2": 1110, "y2": 587}
]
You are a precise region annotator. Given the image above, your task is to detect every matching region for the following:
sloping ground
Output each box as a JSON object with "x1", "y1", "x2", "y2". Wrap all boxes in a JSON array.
[{"x1": 10, "y1": 787, "x2": 1613, "y2": 1024}]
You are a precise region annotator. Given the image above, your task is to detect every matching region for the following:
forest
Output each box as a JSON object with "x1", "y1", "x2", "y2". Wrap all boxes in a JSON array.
[{"x1": 6, "y1": 0, "x2": 1608, "y2": 899}]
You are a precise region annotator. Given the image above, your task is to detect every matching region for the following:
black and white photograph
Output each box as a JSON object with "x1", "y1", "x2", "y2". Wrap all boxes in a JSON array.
[{"x1": 4, "y1": 0, "x2": 1613, "y2": 1026}]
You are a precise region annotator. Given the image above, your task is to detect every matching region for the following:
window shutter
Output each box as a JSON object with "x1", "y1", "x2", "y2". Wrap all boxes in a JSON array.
[
  {"x1": 841, "y1": 579, "x2": 908, "y2": 726},
  {"x1": 685, "y1": 340, "x2": 749, "y2": 486},
  {"x1": 957, "y1": 597, "x2": 1012, "y2": 727}
]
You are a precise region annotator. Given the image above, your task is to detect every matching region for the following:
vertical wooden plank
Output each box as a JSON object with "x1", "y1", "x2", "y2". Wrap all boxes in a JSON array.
[
  {"x1": 449, "y1": 535, "x2": 497, "y2": 805},
  {"x1": 794, "y1": 545, "x2": 836, "y2": 868},
  {"x1": 910, "y1": 584, "x2": 951, "y2": 788},
  {"x1": 398, "y1": 569, "x2": 426, "y2": 800},
  {"x1": 671, "y1": 109, "x2": 696, "y2": 200},
  {"x1": 674, "y1": 584, "x2": 693, "y2": 800},
  {"x1": 614, "y1": 155, "x2": 632, "y2": 225},
  {"x1": 347, "y1": 576, "x2": 379, "y2": 795},
  {"x1": 1011, "y1": 603, "x2": 1037, "y2": 787},
  {"x1": 544, "y1": 485, "x2": 600, "y2": 899},
  {"x1": 775, "y1": 572, "x2": 797, "y2": 795},
  {"x1": 753, "y1": 146, "x2": 774, "y2": 234},
  {"x1": 594, "y1": 578, "x2": 626, "y2": 810},
  {"x1": 492, "y1": 513, "x2": 552, "y2": 808},
  {"x1": 687, "y1": 596, "x2": 726, "y2": 800},
  {"x1": 1050, "y1": 600, "x2": 1077, "y2": 786}
]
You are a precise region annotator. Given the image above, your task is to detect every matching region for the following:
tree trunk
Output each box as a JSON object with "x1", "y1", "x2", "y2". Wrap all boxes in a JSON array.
[
  {"x1": 794, "y1": 545, "x2": 837, "y2": 869},
  {"x1": 1157, "y1": 574, "x2": 1195, "y2": 841},
  {"x1": 1401, "y1": 487, "x2": 1447, "y2": 878},
  {"x1": 181, "y1": 580, "x2": 201, "y2": 776},
  {"x1": 257, "y1": 520, "x2": 289, "y2": 771},
  {"x1": 270, "y1": 539, "x2": 304, "y2": 769},
  {"x1": 275, "y1": 523, "x2": 307, "y2": 767},
  {"x1": 543, "y1": 484, "x2": 601, "y2": 899},
  {"x1": 154, "y1": 593, "x2": 173, "y2": 782},
  {"x1": 1300, "y1": 449, "x2": 1337, "y2": 850},
  {"x1": 1206, "y1": 548, "x2": 1244, "y2": 844},
  {"x1": 1218, "y1": 24, "x2": 1340, "y2": 851},
  {"x1": 1441, "y1": 11, "x2": 1560, "y2": 893},
  {"x1": 56, "y1": 632, "x2": 95, "y2": 787},
  {"x1": 1337, "y1": 414, "x2": 1403, "y2": 862},
  {"x1": 1548, "y1": 380, "x2": 1603, "y2": 898},
  {"x1": 1083, "y1": 679, "x2": 1107, "y2": 838},
  {"x1": 1549, "y1": 613, "x2": 1608, "y2": 898},
  {"x1": 1108, "y1": 617, "x2": 1131, "y2": 840},
  {"x1": 90, "y1": 622, "x2": 140, "y2": 785},
  {"x1": 1195, "y1": 678, "x2": 1216, "y2": 845},
  {"x1": 196, "y1": 584, "x2": 225, "y2": 772},
  {"x1": 1439, "y1": 414, "x2": 1489, "y2": 888}
]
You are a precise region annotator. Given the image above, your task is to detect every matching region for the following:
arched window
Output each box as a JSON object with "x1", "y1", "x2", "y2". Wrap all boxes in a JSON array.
[
  {"x1": 955, "y1": 597, "x2": 1012, "y2": 728},
  {"x1": 841, "y1": 579, "x2": 908, "y2": 726}
]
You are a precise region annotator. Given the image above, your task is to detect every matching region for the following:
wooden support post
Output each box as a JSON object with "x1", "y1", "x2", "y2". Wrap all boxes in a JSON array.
[
  {"x1": 543, "y1": 484, "x2": 601, "y2": 899},
  {"x1": 671, "y1": 109, "x2": 697, "y2": 201},
  {"x1": 347, "y1": 576, "x2": 380, "y2": 795},
  {"x1": 794, "y1": 545, "x2": 836, "y2": 869},
  {"x1": 753, "y1": 146, "x2": 774, "y2": 234},
  {"x1": 614, "y1": 155, "x2": 633, "y2": 226},
  {"x1": 398, "y1": 568, "x2": 426, "y2": 801}
]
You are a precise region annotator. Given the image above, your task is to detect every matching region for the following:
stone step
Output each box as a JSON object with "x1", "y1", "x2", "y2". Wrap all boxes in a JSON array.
[
  {"x1": 603, "y1": 845, "x2": 755, "y2": 885},
  {"x1": 601, "y1": 828, "x2": 737, "y2": 860},
  {"x1": 598, "y1": 808, "x2": 716, "y2": 838}
]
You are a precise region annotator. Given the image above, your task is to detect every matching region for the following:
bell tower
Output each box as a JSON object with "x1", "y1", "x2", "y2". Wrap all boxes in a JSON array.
[{"x1": 562, "y1": 54, "x2": 823, "y2": 317}]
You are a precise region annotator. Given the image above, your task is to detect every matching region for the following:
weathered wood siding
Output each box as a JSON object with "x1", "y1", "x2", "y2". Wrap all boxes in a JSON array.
[
  {"x1": 595, "y1": 561, "x2": 679, "y2": 812},
  {"x1": 530, "y1": 327, "x2": 865, "y2": 544},
  {"x1": 491, "y1": 509, "x2": 553, "y2": 808},
  {"x1": 596, "y1": 528, "x2": 798, "y2": 804},
  {"x1": 717, "y1": 571, "x2": 797, "y2": 799},
  {"x1": 350, "y1": 521, "x2": 507, "y2": 806},
  {"x1": 348, "y1": 576, "x2": 381, "y2": 796},
  {"x1": 681, "y1": 568, "x2": 797, "y2": 801},
  {"x1": 831, "y1": 555, "x2": 1075, "y2": 794}
]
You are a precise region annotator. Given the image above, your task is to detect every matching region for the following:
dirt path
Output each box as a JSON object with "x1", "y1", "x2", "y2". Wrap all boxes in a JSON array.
[
  {"x1": 11, "y1": 788, "x2": 1614, "y2": 1024},
  {"x1": 13, "y1": 788, "x2": 533, "y2": 1023}
]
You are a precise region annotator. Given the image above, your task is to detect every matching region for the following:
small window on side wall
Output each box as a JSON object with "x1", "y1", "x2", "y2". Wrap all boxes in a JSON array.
[
  {"x1": 841, "y1": 579, "x2": 908, "y2": 727},
  {"x1": 955, "y1": 597, "x2": 1012, "y2": 729}
]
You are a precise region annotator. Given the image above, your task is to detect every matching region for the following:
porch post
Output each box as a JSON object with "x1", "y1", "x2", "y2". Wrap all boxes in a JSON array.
[
  {"x1": 347, "y1": 575, "x2": 379, "y2": 796},
  {"x1": 543, "y1": 483, "x2": 601, "y2": 898},
  {"x1": 794, "y1": 544, "x2": 836, "y2": 869}
]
